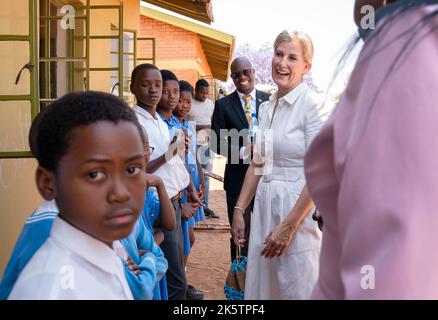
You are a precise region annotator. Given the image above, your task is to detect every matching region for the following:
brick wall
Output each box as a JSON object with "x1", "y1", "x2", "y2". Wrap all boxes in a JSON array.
[
  {"x1": 173, "y1": 69, "x2": 199, "y2": 87},
  {"x1": 139, "y1": 15, "x2": 212, "y2": 87}
]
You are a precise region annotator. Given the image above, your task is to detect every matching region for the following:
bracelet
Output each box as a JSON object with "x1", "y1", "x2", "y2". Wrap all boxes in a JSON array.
[{"x1": 234, "y1": 206, "x2": 245, "y2": 214}]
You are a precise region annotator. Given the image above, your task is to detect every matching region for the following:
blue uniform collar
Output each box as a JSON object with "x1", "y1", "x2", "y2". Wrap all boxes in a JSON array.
[{"x1": 157, "y1": 112, "x2": 178, "y2": 127}]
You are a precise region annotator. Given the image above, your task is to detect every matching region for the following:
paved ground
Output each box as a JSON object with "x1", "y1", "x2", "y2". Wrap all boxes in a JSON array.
[{"x1": 186, "y1": 154, "x2": 232, "y2": 300}]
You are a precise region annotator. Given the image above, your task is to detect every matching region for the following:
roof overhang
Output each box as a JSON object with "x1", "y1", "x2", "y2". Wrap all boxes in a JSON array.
[
  {"x1": 141, "y1": 0, "x2": 214, "y2": 24},
  {"x1": 140, "y1": 6, "x2": 235, "y2": 82}
]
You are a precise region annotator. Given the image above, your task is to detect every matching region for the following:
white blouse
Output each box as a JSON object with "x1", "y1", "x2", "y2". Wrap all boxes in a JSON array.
[{"x1": 254, "y1": 82, "x2": 331, "y2": 172}]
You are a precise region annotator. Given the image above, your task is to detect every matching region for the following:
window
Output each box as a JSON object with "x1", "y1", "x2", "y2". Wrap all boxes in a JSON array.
[{"x1": 110, "y1": 28, "x2": 134, "y2": 105}]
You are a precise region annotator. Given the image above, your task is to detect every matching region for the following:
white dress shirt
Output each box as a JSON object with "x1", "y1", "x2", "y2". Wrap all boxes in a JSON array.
[
  {"x1": 134, "y1": 106, "x2": 189, "y2": 198},
  {"x1": 8, "y1": 217, "x2": 133, "y2": 300},
  {"x1": 188, "y1": 98, "x2": 214, "y2": 146}
]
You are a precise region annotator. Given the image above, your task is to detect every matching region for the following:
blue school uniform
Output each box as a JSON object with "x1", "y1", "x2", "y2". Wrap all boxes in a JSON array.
[
  {"x1": 176, "y1": 117, "x2": 205, "y2": 223},
  {"x1": 120, "y1": 217, "x2": 168, "y2": 300},
  {"x1": 174, "y1": 118, "x2": 206, "y2": 256},
  {"x1": 142, "y1": 187, "x2": 161, "y2": 231},
  {"x1": 0, "y1": 201, "x2": 57, "y2": 299},
  {"x1": 157, "y1": 113, "x2": 180, "y2": 140},
  {"x1": 157, "y1": 113, "x2": 192, "y2": 254},
  {"x1": 179, "y1": 191, "x2": 192, "y2": 256},
  {"x1": 141, "y1": 187, "x2": 169, "y2": 300},
  {"x1": 187, "y1": 165, "x2": 205, "y2": 223},
  {"x1": 0, "y1": 200, "x2": 165, "y2": 300}
]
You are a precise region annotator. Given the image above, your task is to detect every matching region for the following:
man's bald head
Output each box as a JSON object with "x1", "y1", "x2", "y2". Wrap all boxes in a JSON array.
[
  {"x1": 230, "y1": 57, "x2": 253, "y2": 73},
  {"x1": 230, "y1": 56, "x2": 255, "y2": 95}
]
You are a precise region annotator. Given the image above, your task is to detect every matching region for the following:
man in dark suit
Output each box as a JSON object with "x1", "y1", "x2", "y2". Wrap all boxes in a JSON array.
[{"x1": 211, "y1": 57, "x2": 270, "y2": 261}]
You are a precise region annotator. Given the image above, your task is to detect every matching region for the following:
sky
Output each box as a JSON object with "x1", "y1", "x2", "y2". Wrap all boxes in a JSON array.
[{"x1": 142, "y1": 0, "x2": 361, "y2": 92}]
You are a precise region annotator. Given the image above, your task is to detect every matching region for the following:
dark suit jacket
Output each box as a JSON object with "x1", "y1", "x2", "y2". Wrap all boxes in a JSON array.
[{"x1": 210, "y1": 89, "x2": 271, "y2": 194}]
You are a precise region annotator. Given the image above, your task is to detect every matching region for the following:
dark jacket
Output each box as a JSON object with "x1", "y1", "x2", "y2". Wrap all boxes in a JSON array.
[{"x1": 211, "y1": 89, "x2": 270, "y2": 194}]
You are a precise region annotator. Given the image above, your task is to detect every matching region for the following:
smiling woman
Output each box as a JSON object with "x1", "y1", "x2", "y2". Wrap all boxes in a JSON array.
[
  {"x1": 272, "y1": 31, "x2": 313, "y2": 97},
  {"x1": 230, "y1": 30, "x2": 332, "y2": 300}
]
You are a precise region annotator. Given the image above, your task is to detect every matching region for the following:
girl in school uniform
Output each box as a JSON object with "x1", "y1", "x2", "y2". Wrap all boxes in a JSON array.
[
  {"x1": 140, "y1": 133, "x2": 176, "y2": 300},
  {"x1": 173, "y1": 80, "x2": 206, "y2": 300}
]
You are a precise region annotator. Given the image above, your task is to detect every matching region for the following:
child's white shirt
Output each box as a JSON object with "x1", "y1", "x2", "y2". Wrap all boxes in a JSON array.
[
  {"x1": 8, "y1": 217, "x2": 133, "y2": 300},
  {"x1": 134, "y1": 106, "x2": 190, "y2": 198}
]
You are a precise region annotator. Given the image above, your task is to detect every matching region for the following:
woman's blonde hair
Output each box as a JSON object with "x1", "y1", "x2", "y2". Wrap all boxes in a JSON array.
[{"x1": 273, "y1": 30, "x2": 314, "y2": 65}]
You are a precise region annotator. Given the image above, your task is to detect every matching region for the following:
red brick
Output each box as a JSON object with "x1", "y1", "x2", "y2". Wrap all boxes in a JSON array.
[{"x1": 138, "y1": 15, "x2": 212, "y2": 79}]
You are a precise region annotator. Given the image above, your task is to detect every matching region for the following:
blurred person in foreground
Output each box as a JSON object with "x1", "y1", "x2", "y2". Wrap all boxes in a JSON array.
[{"x1": 305, "y1": 0, "x2": 438, "y2": 299}]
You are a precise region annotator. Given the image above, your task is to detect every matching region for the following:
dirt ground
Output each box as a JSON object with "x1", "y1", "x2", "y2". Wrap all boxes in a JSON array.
[{"x1": 186, "y1": 154, "x2": 232, "y2": 300}]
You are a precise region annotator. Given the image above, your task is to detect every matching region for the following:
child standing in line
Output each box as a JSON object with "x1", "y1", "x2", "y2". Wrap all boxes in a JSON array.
[
  {"x1": 140, "y1": 181, "x2": 172, "y2": 300},
  {"x1": 130, "y1": 64, "x2": 193, "y2": 300},
  {"x1": 173, "y1": 80, "x2": 206, "y2": 300},
  {"x1": 155, "y1": 69, "x2": 204, "y2": 300},
  {"x1": 7, "y1": 91, "x2": 148, "y2": 299},
  {"x1": 141, "y1": 131, "x2": 176, "y2": 243},
  {"x1": 119, "y1": 131, "x2": 171, "y2": 300},
  {"x1": 139, "y1": 131, "x2": 176, "y2": 300}
]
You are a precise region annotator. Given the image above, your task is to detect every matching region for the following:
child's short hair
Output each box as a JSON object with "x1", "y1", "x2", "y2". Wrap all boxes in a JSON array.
[
  {"x1": 28, "y1": 108, "x2": 49, "y2": 158},
  {"x1": 36, "y1": 91, "x2": 145, "y2": 171},
  {"x1": 195, "y1": 79, "x2": 209, "y2": 91},
  {"x1": 179, "y1": 80, "x2": 194, "y2": 97},
  {"x1": 160, "y1": 69, "x2": 179, "y2": 83},
  {"x1": 131, "y1": 63, "x2": 160, "y2": 84}
]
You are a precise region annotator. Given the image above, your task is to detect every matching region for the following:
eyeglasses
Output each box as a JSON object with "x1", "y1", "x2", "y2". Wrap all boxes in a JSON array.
[
  {"x1": 144, "y1": 146, "x2": 155, "y2": 157},
  {"x1": 230, "y1": 69, "x2": 254, "y2": 80}
]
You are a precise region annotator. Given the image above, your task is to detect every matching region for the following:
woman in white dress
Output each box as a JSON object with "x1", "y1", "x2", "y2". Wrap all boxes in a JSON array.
[{"x1": 231, "y1": 30, "x2": 330, "y2": 300}]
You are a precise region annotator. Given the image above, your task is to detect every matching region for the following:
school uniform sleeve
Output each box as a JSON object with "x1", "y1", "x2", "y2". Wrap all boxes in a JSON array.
[
  {"x1": 123, "y1": 221, "x2": 167, "y2": 300},
  {"x1": 141, "y1": 188, "x2": 161, "y2": 230},
  {"x1": 122, "y1": 257, "x2": 155, "y2": 300},
  {"x1": 119, "y1": 222, "x2": 155, "y2": 300},
  {"x1": 0, "y1": 209, "x2": 56, "y2": 299},
  {"x1": 136, "y1": 223, "x2": 168, "y2": 282},
  {"x1": 151, "y1": 189, "x2": 161, "y2": 228}
]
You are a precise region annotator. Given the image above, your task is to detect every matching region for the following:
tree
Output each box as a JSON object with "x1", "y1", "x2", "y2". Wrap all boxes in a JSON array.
[
  {"x1": 238, "y1": 42, "x2": 275, "y2": 86},
  {"x1": 221, "y1": 42, "x2": 274, "y2": 92}
]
